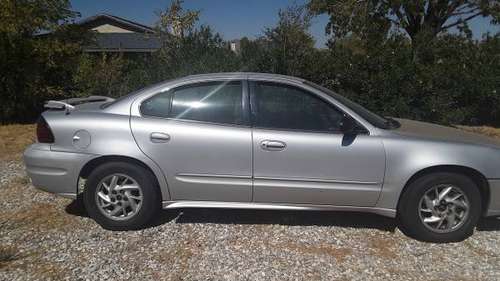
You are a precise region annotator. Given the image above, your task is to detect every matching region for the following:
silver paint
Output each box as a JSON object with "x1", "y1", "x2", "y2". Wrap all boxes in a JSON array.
[
  {"x1": 252, "y1": 129, "x2": 385, "y2": 206},
  {"x1": 23, "y1": 72, "x2": 500, "y2": 220},
  {"x1": 162, "y1": 200, "x2": 397, "y2": 218}
]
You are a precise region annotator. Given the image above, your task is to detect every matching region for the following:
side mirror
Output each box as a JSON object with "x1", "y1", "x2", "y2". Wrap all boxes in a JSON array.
[{"x1": 340, "y1": 115, "x2": 357, "y2": 134}]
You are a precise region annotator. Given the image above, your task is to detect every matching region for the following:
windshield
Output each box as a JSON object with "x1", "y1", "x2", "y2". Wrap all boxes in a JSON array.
[{"x1": 304, "y1": 81, "x2": 399, "y2": 130}]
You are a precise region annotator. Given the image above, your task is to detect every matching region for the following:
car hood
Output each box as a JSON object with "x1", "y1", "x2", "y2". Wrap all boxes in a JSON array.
[{"x1": 391, "y1": 118, "x2": 500, "y2": 148}]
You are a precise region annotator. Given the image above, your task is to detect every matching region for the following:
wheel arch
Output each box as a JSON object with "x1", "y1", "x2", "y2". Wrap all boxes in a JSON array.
[
  {"x1": 399, "y1": 165, "x2": 490, "y2": 216},
  {"x1": 79, "y1": 155, "x2": 166, "y2": 199}
]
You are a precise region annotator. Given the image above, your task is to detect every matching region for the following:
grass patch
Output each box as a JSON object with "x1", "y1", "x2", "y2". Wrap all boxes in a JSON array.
[
  {"x1": 0, "y1": 177, "x2": 78, "y2": 232},
  {"x1": 457, "y1": 126, "x2": 500, "y2": 140},
  {"x1": 0, "y1": 244, "x2": 64, "y2": 279},
  {"x1": 280, "y1": 241, "x2": 353, "y2": 262},
  {"x1": 0, "y1": 124, "x2": 35, "y2": 161},
  {"x1": 0, "y1": 201, "x2": 79, "y2": 232}
]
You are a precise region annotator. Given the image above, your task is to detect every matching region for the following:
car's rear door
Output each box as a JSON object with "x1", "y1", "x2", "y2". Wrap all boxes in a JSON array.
[
  {"x1": 250, "y1": 80, "x2": 385, "y2": 206},
  {"x1": 130, "y1": 79, "x2": 252, "y2": 202}
]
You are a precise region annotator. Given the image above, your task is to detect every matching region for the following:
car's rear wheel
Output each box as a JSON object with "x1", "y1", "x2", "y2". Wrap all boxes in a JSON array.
[
  {"x1": 398, "y1": 172, "x2": 481, "y2": 242},
  {"x1": 83, "y1": 162, "x2": 160, "y2": 230}
]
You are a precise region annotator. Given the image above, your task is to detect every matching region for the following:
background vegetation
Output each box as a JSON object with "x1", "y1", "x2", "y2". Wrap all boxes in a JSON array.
[{"x1": 1, "y1": 0, "x2": 499, "y2": 126}]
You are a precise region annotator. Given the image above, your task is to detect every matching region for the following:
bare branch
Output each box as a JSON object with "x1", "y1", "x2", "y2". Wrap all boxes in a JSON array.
[
  {"x1": 450, "y1": 7, "x2": 480, "y2": 16},
  {"x1": 444, "y1": 0, "x2": 467, "y2": 18}
]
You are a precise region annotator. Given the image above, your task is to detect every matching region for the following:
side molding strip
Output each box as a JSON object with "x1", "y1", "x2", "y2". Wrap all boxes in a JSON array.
[
  {"x1": 162, "y1": 200, "x2": 396, "y2": 218},
  {"x1": 254, "y1": 176, "x2": 380, "y2": 185},
  {"x1": 175, "y1": 173, "x2": 252, "y2": 186}
]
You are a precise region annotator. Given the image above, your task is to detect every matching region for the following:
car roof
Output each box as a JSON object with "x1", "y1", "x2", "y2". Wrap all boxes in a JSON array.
[
  {"x1": 103, "y1": 72, "x2": 306, "y2": 114},
  {"x1": 183, "y1": 72, "x2": 305, "y2": 83}
]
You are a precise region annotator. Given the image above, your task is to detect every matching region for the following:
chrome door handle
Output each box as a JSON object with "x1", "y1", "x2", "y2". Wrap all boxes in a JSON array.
[
  {"x1": 150, "y1": 132, "x2": 170, "y2": 143},
  {"x1": 260, "y1": 140, "x2": 286, "y2": 151}
]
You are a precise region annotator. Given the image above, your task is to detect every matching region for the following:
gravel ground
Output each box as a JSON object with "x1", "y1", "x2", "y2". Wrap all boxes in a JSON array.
[
  {"x1": 0, "y1": 160, "x2": 24, "y2": 186},
  {"x1": 1, "y1": 161, "x2": 500, "y2": 281}
]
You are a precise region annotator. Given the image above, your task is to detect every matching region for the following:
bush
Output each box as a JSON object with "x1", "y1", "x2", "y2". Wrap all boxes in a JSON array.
[
  {"x1": 0, "y1": 0, "x2": 89, "y2": 124},
  {"x1": 305, "y1": 35, "x2": 500, "y2": 126},
  {"x1": 1, "y1": 1, "x2": 498, "y2": 127}
]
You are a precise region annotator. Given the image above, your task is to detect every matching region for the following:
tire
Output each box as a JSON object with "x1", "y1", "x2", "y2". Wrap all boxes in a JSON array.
[
  {"x1": 398, "y1": 172, "x2": 481, "y2": 243},
  {"x1": 83, "y1": 161, "x2": 161, "y2": 230}
]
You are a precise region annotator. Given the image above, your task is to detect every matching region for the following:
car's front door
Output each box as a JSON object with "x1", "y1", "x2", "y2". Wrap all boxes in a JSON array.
[
  {"x1": 250, "y1": 81, "x2": 385, "y2": 206},
  {"x1": 130, "y1": 80, "x2": 252, "y2": 202}
]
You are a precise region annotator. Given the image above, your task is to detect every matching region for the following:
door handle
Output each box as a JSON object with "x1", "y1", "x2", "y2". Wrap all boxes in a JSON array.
[
  {"x1": 150, "y1": 132, "x2": 170, "y2": 143},
  {"x1": 260, "y1": 140, "x2": 286, "y2": 151}
]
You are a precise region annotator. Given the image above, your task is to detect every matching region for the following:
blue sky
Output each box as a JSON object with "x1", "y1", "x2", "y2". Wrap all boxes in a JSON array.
[{"x1": 71, "y1": 0, "x2": 499, "y2": 48}]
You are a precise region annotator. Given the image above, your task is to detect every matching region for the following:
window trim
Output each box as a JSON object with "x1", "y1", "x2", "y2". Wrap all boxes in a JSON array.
[
  {"x1": 139, "y1": 80, "x2": 250, "y2": 127},
  {"x1": 248, "y1": 80, "x2": 369, "y2": 135}
]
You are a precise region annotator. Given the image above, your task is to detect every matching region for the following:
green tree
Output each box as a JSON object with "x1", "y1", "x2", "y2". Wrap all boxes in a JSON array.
[
  {"x1": 152, "y1": 0, "x2": 239, "y2": 79},
  {"x1": 156, "y1": 0, "x2": 200, "y2": 38},
  {"x1": 0, "y1": 0, "x2": 86, "y2": 123},
  {"x1": 313, "y1": 33, "x2": 500, "y2": 126},
  {"x1": 308, "y1": 0, "x2": 500, "y2": 46},
  {"x1": 74, "y1": 53, "x2": 127, "y2": 98},
  {"x1": 239, "y1": 37, "x2": 274, "y2": 72},
  {"x1": 260, "y1": 4, "x2": 317, "y2": 76}
]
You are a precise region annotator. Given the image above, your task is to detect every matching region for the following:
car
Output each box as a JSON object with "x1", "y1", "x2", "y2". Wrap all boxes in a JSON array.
[{"x1": 23, "y1": 72, "x2": 500, "y2": 242}]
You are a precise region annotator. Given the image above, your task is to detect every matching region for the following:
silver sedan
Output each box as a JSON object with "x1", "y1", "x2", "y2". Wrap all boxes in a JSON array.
[{"x1": 23, "y1": 73, "x2": 500, "y2": 242}]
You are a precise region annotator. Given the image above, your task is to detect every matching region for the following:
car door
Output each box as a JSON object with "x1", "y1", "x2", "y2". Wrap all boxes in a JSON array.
[
  {"x1": 130, "y1": 80, "x2": 252, "y2": 202},
  {"x1": 250, "y1": 81, "x2": 385, "y2": 207}
]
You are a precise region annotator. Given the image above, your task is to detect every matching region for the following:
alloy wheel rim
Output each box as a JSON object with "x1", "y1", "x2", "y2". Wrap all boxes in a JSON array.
[
  {"x1": 418, "y1": 184, "x2": 470, "y2": 233},
  {"x1": 95, "y1": 173, "x2": 143, "y2": 221}
]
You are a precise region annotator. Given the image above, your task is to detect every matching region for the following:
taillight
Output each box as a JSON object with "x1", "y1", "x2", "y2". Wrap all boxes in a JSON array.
[{"x1": 36, "y1": 117, "x2": 55, "y2": 143}]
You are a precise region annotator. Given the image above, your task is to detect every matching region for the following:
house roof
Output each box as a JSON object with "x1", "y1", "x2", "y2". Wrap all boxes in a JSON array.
[
  {"x1": 78, "y1": 13, "x2": 155, "y2": 34},
  {"x1": 84, "y1": 33, "x2": 161, "y2": 53}
]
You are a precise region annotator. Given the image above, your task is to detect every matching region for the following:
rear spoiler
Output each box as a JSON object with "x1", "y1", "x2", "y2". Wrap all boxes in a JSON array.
[{"x1": 44, "y1": 96, "x2": 115, "y2": 113}]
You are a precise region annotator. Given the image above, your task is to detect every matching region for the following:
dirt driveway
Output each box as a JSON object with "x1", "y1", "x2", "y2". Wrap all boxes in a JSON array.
[{"x1": 1, "y1": 125, "x2": 500, "y2": 281}]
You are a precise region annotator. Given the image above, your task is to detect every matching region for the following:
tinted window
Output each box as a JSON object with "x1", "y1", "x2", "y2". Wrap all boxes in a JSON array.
[
  {"x1": 171, "y1": 81, "x2": 243, "y2": 125},
  {"x1": 304, "y1": 81, "x2": 394, "y2": 129},
  {"x1": 251, "y1": 82, "x2": 344, "y2": 132},
  {"x1": 141, "y1": 81, "x2": 244, "y2": 125},
  {"x1": 140, "y1": 91, "x2": 172, "y2": 118}
]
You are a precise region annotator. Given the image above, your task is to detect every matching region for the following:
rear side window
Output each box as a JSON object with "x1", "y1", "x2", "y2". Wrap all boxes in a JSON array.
[
  {"x1": 140, "y1": 91, "x2": 172, "y2": 118},
  {"x1": 141, "y1": 81, "x2": 244, "y2": 125},
  {"x1": 250, "y1": 81, "x2": 344, "y2": 132}
]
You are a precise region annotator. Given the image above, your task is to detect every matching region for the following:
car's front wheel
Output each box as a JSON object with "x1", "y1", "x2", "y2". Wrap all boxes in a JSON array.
[
  {"x1": 83, "y1": 161, "x2": 161, "y2": 230},
  {"x1": 398, "y1": 172, "x2": 481, "y2": 243}
]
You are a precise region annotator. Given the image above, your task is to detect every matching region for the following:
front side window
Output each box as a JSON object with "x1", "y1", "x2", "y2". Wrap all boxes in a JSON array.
[
  {"x1": 251, "y1": 82, "x2": 344, "y2": 132},
  {"x1": 141, "y1": 81, "x2": 244, "y2": 125},
  {"x1": 304, "y1": 81, "x2": 397, "y2": 129}
]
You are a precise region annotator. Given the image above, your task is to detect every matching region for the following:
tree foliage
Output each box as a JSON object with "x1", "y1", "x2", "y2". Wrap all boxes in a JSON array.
[
  {"x1": 156, "y1": 0, "x2": 200, "y2": 37},
  {"x1": 1, "y1": 1, "x2": 499, "y2": 127},
  {"x1": 0, "y1": 0, "x2": 87, "y2": 123},
  {"x1": 261, "y1": 5, "x2": 316, "y2": 76},
  {"x1": 310, "y1": 34, "x2": 500, "y2": 125},
  {"x1": 152, "y1": 1, "x2": 239, "y2": 79},
  {"x1": 308, "y1": 0, "x2": 500, "y2": 45}
]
